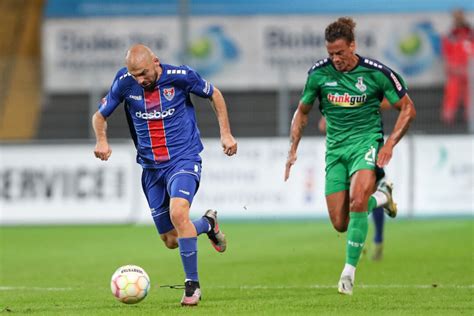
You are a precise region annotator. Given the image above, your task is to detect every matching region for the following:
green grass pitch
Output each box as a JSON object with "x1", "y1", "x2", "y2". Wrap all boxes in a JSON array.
[{"x1": 1, "y1": 219, "x2": 472, "y2": 315}]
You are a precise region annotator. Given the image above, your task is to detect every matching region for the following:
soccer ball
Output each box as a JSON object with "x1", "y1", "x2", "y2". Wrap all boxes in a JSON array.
[{"x1": 110, "y1": 265, "x2": 150, "y2": 304}]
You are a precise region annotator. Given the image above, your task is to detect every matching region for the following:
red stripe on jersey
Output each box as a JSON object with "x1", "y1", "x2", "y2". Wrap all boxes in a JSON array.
[{"x1": 144, "y1": 87, "x2": 170, "y2": 162}]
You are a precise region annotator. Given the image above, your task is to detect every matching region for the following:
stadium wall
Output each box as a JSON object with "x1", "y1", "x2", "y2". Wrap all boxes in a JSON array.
[{"x1": 1, "y1": 136, "x2": 472, "y2": 225}]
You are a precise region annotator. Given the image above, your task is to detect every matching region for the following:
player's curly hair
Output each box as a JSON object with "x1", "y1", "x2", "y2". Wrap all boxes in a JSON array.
[{"x1": 325, "y1": 17, "x2": 356, "y2": 43}]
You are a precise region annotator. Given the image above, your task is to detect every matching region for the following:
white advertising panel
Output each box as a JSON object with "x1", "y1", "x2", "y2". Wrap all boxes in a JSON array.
[
  {"x1": 0, "y1": 144, "x2": 140, "y2": 224},
  {"x1": 413, "y1": 136, "x2": 474, "y2": 215},
  {"x1": 1, "y1": 136, "x2": 471, "y2": 225},
  {"x1": 43, "y1": 13, "x2": 468, "y2": 92},
  {"x1": 190, "y1": 138, "x2": 326, "y2": 219}
]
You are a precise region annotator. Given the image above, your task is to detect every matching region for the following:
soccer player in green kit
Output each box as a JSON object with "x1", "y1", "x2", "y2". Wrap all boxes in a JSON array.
[{"x1": 284, "y1": 17, "x2": 416, "y2": 295}]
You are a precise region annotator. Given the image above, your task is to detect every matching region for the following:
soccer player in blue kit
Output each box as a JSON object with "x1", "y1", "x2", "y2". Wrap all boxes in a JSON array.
[{"x1": 92, "y1": 44, "x2": 237, "y2": 306}]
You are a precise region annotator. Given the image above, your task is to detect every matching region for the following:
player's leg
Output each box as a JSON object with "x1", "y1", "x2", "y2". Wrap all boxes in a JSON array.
[
  {"x1": 338, "y1": 141, "x2": 382, "y2": 295},
  {"x1": 168, "y1": 174, "x2": 202, "y2": 306},
  {"x1": 166, "y1": 156, "x2": 225, "y2": 306},
  {"x1": 338, "y1": 169, "x2": 376, "y2": 295},
  {"x1": 324, "y1": 151, "x2": 360, "y2": 294},
  {"x1": 371, "y1": 207, "x2": 384, "y2": 261},
  {"x1": 142, "y1": 165, "x2": 208, "y2": 306}
]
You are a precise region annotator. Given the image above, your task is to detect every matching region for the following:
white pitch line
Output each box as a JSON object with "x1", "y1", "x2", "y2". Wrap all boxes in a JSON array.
[
  {"x1": 212, "y1": 284, "x2": 474, "y2": 290},
  {"x1": 1, "y1": 284, "x2": 472, "y2": 292},
  {"x1": 0, "y1": 286, "x2": 73, "y2": 291}
]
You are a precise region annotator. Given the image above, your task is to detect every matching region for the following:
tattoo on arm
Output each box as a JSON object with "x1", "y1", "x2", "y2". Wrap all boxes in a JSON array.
[{"x1": 289, "y1": 106, "x2": 309, "y2": 151}]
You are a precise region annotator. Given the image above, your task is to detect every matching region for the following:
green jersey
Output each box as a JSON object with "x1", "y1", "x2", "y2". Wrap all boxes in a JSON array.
[{"x1": 300, "y1": 55, "x2": 407, "y2": 149}]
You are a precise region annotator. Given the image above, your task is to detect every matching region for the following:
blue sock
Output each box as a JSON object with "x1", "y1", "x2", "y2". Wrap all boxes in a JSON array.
[
  {"x1": 192, "y1": 217, "x2": 210, "y2": 235},
  {"x1": 178, "y1": 237, "x2": 198, "y2": 281},
  {"x1": 372, "y1": 207, "x2": 384, "y2": 244}
]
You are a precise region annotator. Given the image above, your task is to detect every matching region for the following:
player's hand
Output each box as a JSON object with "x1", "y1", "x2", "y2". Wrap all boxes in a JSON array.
[
  {"x1": 221, "y1": 134, "x2": 237, "y2": 156},
  {"x1": 284, "y1": 151, "x2": 297, "y2": 181},
  {"x1": 94, "y1": 141, "x2": 112, "y2": 161},
  {"x1": 377, "y1": 143, "x2": 393, "y2": 168}
]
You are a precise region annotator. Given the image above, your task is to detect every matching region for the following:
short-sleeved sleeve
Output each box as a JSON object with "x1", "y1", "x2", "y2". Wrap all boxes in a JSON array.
[
  {"x1": 183, "y1": 66, "x2": 214, "y2": 98},
  {"x1": 300, "y1": 74, "x2": 320, "y2": 106},
  {"x1": 379, "y1": 69, "x2": 408, "y2": 105},
  {"x1": 98, "y1": 70, "x2": 126, "y2": 117}
]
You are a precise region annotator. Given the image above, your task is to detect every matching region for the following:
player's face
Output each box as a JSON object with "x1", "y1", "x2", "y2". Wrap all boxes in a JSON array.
[
  {"x1": 326, "y1": 39, "x2": 356, "y2": 72},
  {"x1": 128, "y1": 58, "x2": 160, "y2": 90}
]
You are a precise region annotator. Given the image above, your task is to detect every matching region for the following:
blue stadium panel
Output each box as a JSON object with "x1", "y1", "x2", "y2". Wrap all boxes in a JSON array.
[{"x1": 45, "y1": 0, "x2": 474, "y2": 17}]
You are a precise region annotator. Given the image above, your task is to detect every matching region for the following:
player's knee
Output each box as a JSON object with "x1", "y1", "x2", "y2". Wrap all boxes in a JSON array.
[
  {"x1": 170, "y1": 211, "x2": 186, "y2": 224},
  {"x1": 350, "y1": 196, "x2": 366, "y2": 213},
  {"x1": 170, "y1": 210, "x2": 191, "y2": 231}
]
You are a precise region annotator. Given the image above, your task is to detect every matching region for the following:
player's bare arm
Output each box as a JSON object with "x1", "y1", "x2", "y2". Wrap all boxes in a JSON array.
[
  {"x1": 209, "y1": 87, "x2": 237, "y2": 156},
  {"x1": 92, "y1": 111, "x2": 112, "y2": 161},
  {"x1": 285, "y1": 102, "x2": 311, "y2": 181},
  {"x1": 377, "y1": 94, "x2": 416, "y2": 167}
]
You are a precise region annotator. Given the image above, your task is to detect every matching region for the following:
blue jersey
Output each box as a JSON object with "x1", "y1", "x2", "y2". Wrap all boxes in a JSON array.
[{"x1": 99, "y1": 64, "x2": 214, "y2": 169}]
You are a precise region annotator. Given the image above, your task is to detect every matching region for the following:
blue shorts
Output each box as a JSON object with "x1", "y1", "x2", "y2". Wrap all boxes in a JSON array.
[{"x1": 141, "y1": 156, "x2": 202, "y2": 234}]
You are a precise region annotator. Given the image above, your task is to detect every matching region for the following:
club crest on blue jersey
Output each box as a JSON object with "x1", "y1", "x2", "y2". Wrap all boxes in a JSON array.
[{"x1": 163, "y1": 87, "x2": 175, "y2": 101}]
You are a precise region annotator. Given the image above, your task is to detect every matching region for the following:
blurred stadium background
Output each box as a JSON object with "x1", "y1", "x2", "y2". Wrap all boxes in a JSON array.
[
  {"x1": 0, "y1": 0, "x2": 473, "y2": 314},
  {"x1": 1, "y1": 0, "x2": 472, "y2": 224}
]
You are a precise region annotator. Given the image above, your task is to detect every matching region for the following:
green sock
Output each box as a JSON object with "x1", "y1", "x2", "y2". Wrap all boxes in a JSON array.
[
  {"x1": 346, "y1": 211, "x2": 369, "y2": 267},
  {"x1": 367, "y1": 196, "x2": 377, "y2": 215}
]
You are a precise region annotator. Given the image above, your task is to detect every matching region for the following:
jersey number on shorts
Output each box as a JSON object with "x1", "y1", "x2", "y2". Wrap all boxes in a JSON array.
[{"x1": 364, "y1": 146, "x2": 376, "y2": 166}]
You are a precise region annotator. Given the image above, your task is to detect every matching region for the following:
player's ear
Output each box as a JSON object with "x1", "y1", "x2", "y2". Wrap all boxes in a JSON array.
[{"x1": 349, "y1": 41, "x2": 356, "y2": 53}]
